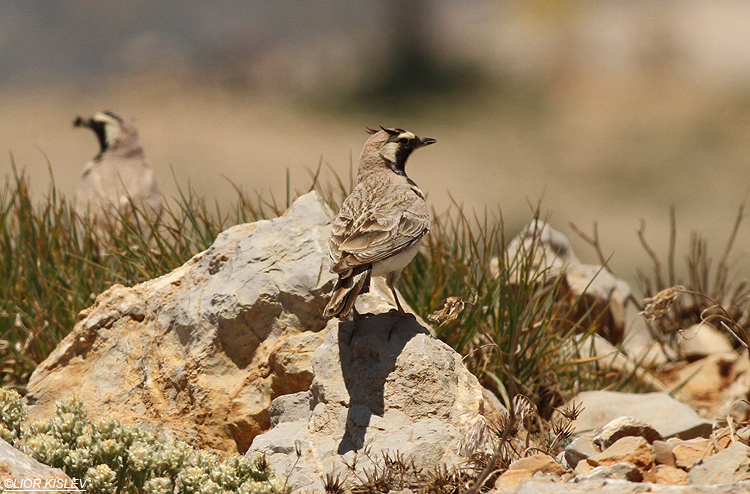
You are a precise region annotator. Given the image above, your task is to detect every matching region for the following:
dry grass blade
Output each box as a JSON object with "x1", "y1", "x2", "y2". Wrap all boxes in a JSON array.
[
  {"x1": 638, "y1": 219, "x2": 665, "y2": 289},
  {"x1": 637, "y1": 205, "x2": 750, "y2": 351},
  {"x1": 322, "y1": 472, "x2": 345, "y2": 494},
  {"x1": 568, "y1": 221, "x2": 608, "y2": 266}
]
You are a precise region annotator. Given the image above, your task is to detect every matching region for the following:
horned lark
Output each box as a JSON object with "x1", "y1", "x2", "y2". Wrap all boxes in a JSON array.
[
  {"x1": 74, "y1": 111, "x2": 163, "y2": 230},
  {"x1": 324, "y1": 127, "x2": 436, "y2": 320}
]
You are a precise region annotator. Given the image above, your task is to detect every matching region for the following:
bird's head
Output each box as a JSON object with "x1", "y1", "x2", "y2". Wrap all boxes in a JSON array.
[
  {"x1": 74, "y1": 111, "x2": 141, "y2": 157},
  {"x1": 361, "y1": 126, "x2": 436, "y2": 178}
]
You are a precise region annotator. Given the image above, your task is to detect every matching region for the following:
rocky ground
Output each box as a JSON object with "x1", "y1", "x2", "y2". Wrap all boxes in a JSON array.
[{"x1": 3, "y1": 191, "x2": 750, "y2": 493}]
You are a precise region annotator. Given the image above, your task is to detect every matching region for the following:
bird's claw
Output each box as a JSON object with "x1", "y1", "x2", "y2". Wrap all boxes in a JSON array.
[{"x1": 387, "y1": 308, "x2": 414, "y2": 319}]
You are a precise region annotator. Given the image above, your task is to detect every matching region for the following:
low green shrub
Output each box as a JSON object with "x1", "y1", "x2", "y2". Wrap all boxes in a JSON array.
[{"x1": 0, "y1": 389, "x2": 286, "y2": 494}]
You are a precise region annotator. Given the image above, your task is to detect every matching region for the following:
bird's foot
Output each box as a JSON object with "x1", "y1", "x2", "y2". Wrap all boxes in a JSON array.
[
  {"x1": 353, "y1": 311, "x2": 375, "y2": 319},
  {"x1": 386, "y1": 309, "x2": 409, "y2": 339},
  {"x1": 387, "y1": 308, "x2": 415, "y2": 319}
]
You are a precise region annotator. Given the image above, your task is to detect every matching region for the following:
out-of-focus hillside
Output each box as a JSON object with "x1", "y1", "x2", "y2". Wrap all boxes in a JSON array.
[{"x1": 4, "y1": 0, "x2": 750, "y2": 284}]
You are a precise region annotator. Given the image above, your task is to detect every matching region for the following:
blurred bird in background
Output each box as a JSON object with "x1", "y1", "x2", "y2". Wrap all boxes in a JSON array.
[{"x1": 73, "y1": 111, "x2": 163, "y2": 237}]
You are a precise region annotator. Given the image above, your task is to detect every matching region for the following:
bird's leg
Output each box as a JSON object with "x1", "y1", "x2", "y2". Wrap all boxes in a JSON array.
[
  {"x1": 386, "y1": 274, "x2": 415, "y2": 320},
  {"x1": 391, "y1": 285, "x2": 407, "y2": 316},
  {"x1": 385, "y1": 275, "x2": 413, "y2": 340},
  {"x1": 386, "y1": 273, "x2": 406, "y2": 316}
]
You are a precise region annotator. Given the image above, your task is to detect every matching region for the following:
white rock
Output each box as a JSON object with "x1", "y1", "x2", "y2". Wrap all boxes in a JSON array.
[
  {"x1": 569, "y1": 391, "x2": 712, "y2": 440},
  {"x1": 679, "y1": 323, "x2": 736, "y2": 361},
  {"x1": 0, "y1": 439, "x2": 78, "y2": 494},
  {"x1": 247, "y1": 314, "x2": 497, "y2": 491}
]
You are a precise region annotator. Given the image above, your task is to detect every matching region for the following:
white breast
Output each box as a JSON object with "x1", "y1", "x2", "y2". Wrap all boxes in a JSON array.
[{"x1": 371, "y1": 240, "x2": 422, "y2": 278}]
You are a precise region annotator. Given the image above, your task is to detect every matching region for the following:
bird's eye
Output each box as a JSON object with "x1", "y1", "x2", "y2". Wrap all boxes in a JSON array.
[{"x1": 398, "y1": 137, "x2": 409, "y2": 144}]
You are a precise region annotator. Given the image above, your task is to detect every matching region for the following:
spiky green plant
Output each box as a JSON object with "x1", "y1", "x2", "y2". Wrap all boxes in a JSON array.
[{"x1": 399, "y1": 208, "x2": 610, "y2": 417}]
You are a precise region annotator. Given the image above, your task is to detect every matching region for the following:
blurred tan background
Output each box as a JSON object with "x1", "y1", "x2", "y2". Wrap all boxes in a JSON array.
[{"x1": 3, "y1": 0, "x2": 750, "y2": 285}]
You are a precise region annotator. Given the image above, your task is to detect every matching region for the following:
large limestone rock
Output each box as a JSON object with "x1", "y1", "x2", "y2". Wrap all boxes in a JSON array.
[
  {"x1": 25, "y1": 191, "x2": 397, "y2": 454},
  {"x1": 247, "y1": 314, "x2": 492, "y2": 492},
  {"x1": 678, "y1": 323, "x2": 736, "y2": 361}
]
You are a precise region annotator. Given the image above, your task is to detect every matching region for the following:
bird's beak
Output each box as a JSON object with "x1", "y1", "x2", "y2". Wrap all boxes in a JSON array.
[
  {"x1": 417, "y1": 136, "x2": 437, "y2": 147},
  {"x1": 73, "y1": 116, "x2": 93, "y2": 129}
]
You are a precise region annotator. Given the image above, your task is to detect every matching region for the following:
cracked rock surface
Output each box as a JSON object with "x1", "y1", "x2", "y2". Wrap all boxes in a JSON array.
[
  {"x1": 247, "y1": 312, "x2": 495, "y2": 492},
  {"x1": 25, "y1": 192, "x2": 341, "y2": 454}
]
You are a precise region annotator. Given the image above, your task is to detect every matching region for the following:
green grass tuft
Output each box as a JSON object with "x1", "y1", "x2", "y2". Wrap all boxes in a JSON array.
[
  {"x1": 399, "y1": 208, "x2": 608, "y2": 417},
  {"x1": 0, "y1": 165, "x2": 276, "y2": 389}
]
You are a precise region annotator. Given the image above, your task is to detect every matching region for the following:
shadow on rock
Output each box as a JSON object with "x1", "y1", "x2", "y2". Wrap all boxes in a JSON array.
[
  {"x1": 247, "y1": 299, "x2": 492, "y2": 492},
  {"x1": 336, "y1": 313, "x2": 429, "y2": 454}
]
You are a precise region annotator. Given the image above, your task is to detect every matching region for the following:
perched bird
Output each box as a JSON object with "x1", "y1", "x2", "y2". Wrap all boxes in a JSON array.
[
  {"x1": 73, "y1": 111, "x2": 163, "y2": 232},
  {"x1": 324, "y1": 126, "x2": 436, "y2": 320}
]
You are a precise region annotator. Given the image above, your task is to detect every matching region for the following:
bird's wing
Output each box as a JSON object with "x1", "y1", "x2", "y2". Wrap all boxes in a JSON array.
[{"x1": 329, "y1": 182, "x2": 429, "y2": 274}]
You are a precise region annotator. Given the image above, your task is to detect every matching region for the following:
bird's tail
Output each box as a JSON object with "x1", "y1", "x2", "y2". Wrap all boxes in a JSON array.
[{"x1": 323, "y1": 266, "x2": 371, "y2": 319}]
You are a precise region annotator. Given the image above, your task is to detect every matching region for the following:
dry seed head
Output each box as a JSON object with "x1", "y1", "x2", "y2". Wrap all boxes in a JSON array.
[
  {"x1": 322, "y1": 472, "x2": 345, "y2": 494},
  {"x1": 458, "y1": 417, "x2": 494, "y2": 457},
  {"x1": 558, "y1": 401, "x2": 584, "y2": 421},
  {"x1": 512, "y1": 394, "x2": 536, "y2": 422},
  {"x1": 641, "y1": 285, "x2": 687, "y2": 322},
  {"x1": 428, "y1": 296, "x2": 471, "y2": 326}
]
